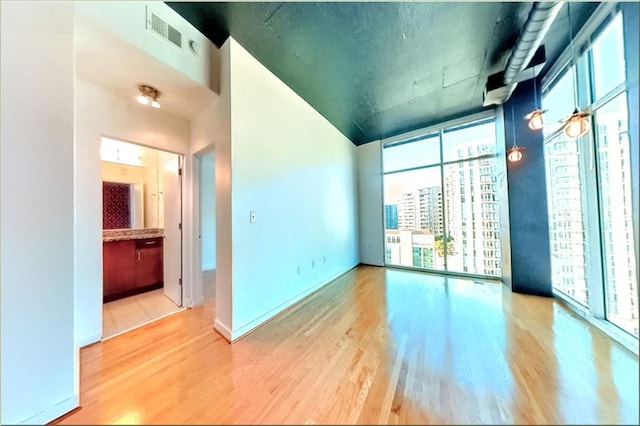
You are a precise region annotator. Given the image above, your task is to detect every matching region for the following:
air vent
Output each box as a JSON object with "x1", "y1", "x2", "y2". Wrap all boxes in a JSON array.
[{"x1": 147, "y1": 10, "x2": 182, "y2": 49}]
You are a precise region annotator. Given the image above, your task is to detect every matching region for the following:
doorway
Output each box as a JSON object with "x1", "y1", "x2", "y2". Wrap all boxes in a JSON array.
[
  {"x1": 198, "y1": 150, "x2": 216, "y2": 305},
  {"x1": 100, "y1": 137, "x2": 185, "y2": 339}
]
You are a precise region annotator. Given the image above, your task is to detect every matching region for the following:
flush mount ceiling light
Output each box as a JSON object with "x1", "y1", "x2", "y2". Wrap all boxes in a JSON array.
[{"x1": 136, "y1": 84, "x2": 161, "y2": 109}]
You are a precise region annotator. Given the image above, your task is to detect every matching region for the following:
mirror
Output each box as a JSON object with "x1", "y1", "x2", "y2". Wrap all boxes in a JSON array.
[{"x1": 100, "y1": 137, "x2": 175, "y2": 230}]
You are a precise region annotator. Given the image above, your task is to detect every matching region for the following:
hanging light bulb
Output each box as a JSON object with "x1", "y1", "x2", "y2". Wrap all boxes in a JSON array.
[
  {"x1": 562, "y1": 108, "x2": 590, "y2": 139},
  {"x1": 507, "y1": 146, "x2": 524, "y2": 162},
  {"x1": 525, "y1": 109, "x2": 545, "y2": 130}
]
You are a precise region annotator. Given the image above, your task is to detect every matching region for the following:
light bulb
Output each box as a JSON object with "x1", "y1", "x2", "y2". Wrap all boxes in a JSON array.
[
  {"x1": 151, "y1": 99, "x2": 161, "y2": 109},
  {"x1": 137, "y1": 95, "x2": 149, "y2": 105},
  {"x1": 527, "y1": 110, "x2": 544, "y2": 130},
  {"x1": 507, "y1": 147, "x2": 523, "y2": 162},
  {"x1": 564, "y1": 114, "x2": 590, "y2": 139}
]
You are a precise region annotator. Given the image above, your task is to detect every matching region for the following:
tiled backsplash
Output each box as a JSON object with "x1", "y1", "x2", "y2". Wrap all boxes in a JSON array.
[{"x1": 103, "y1": 182, "x2": 131, "y2": 229}]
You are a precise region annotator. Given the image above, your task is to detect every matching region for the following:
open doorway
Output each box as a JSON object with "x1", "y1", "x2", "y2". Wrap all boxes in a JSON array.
[
  {"x1": 198, "y1": 150, "x2": 216, "y2": 305},
  {"x1": 100, "y1": 137, "x2": 184, "y2": 339}
]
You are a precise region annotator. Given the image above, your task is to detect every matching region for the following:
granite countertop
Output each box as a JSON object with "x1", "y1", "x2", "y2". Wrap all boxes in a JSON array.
[{"x1": 103, "y1": 228, "x2": 164, "y2": 242}]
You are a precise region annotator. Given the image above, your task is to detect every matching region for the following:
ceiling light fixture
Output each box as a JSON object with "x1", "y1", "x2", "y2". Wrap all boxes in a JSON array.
[
  {"x1": 137, "y1": 84, "x2": 161, "y2": 109},
  {"x1": 524, "y1": 77, "x2": 546, "y2": 130},
  {"x1": 560, "y1": 2, "x2": 590, "y2": 140},
  {"x1": 508, "y1": 105, "x2": 524, "y2": 163}
]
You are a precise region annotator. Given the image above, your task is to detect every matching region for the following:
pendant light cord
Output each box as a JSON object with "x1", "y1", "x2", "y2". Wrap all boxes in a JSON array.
[
  {"x1": 567, "y1": 2, "x2": 579, "y2": 109},
  {"x1": 533, "y1": 75, "x2": 538, "y2": 110},
  {"x1": 511, "y1": 104, "x2": 518, "y2": 149}
]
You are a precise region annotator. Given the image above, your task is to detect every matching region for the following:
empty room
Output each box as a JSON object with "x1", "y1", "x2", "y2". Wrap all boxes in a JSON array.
[{"x1": 1, "y1": 1, "x2": 638, "y2": 425}]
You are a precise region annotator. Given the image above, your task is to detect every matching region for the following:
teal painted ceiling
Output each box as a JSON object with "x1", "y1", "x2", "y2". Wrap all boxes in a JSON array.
[{"x1": 168, "y1": 2, "x2": 598, "y2": 145}]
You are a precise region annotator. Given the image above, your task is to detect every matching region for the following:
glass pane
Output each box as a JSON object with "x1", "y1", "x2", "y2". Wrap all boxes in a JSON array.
[
  {"x1": 592, "y1": 14, "x2": 626, "y2": 101},
  {"x1": 595, "y1": 94, "x2": 639, "y2": 337},
  {"x1": 383, "y1": 166, "x2": 445, "y2": 271},
  {"x1": 383, "y1": 133, "x2": 440, "y2": 172},
  {"x1": 442, "y1": 120, "x2": 496, "y2": 162},
  {"x1": 542, "y1": 67, "x2": 576, "y2": 137},
  {"x1": 444, "y1": 159, "x2": 501, "y2": 276},
  {"x1": 544, "y1": 133, "x2": 589, "y2": 306}
]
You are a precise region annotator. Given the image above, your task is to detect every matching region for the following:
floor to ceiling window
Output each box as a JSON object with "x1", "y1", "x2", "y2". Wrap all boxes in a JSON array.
[
  {"x1": 543, "y1": 10, "x2": 638, "y2": 338},
  {"x1": 382, "y1": 116, "x2": 501, "y2": 278}
]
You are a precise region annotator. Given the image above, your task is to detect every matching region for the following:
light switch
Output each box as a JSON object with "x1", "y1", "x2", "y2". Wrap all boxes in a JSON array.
[{"x1": 250, "y1": 211, "x2": 256, "y2": 223}]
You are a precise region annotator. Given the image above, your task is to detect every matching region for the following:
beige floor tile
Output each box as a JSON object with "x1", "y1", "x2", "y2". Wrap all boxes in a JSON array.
[
  {"x1": 138, "y1": 291, "x2": 181, "y2": 318},
  {"x1": 103, "y1": 288, "x2": 182, "y2": 339}
]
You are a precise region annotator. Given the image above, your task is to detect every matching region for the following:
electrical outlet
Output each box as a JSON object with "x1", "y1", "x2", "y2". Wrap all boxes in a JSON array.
[
  {"x1": 250, "y1": 211, "x2": 256, "y2": 223},
  {"x1": 311, "y1": 260, "x2": 315, "y2": 268}
]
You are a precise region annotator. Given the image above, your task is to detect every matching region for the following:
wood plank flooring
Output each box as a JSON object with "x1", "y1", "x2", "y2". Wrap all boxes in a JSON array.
[{"x1": 55, "y1": 265, "x2": 639, "y2": 425}]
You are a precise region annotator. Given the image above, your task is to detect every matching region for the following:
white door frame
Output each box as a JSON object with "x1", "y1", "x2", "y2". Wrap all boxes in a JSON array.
[{"x1": 190, "y1": 144, "x2": 216, "y2": 307}]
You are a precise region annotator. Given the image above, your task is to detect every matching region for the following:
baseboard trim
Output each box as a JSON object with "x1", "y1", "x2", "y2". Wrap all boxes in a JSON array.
[
  {"x1": 228, "y1": 264, "x2": 357, "y2": 342},
  {"x1": 77, "y1": 332, "x2": 101, "y2": 349},
  {"x1": 213, "y1": 319, "x2": 232, "y2": 343},
  {"x1": 18, "y1": 394, "x2": 78, "y2": 425}
]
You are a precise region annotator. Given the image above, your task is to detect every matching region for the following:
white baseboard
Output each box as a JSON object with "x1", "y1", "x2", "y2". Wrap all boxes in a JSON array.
[
  {"x1": 76, "y1": 332, "x2": 101, "y2": 349},
  {"x1": 228, "y1": 264, "x2": 357, "y2": 342},
  {"x1": 213, "y1": 318, "x2": 232, "y2": 342},
  {"x1": 18, "y1": 394, "x2": 78, "y2": 425}
]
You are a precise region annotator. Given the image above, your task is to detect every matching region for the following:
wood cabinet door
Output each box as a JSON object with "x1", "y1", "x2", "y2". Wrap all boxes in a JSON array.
[
  {"x1": 135, "y1": 238, "x2": 164, "y2": 288},
  {"x1": 103, "y1": 240, "x2": 136, "y2": 298}
]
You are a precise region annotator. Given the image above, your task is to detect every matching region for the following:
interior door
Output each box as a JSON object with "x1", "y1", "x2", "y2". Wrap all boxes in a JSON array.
[{"x1": 163, "y1": 155, "x2": 183, "y2": 306}]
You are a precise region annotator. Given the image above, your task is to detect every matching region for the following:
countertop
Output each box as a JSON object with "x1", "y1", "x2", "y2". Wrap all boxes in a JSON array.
[{"x1": 103, "y1": 228, "x2": 164, "y2": 242}]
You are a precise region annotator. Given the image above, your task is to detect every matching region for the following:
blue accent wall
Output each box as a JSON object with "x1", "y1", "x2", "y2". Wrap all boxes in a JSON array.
[{"x1": 504, "y1": 79, "x2": 552, "y2": 296}]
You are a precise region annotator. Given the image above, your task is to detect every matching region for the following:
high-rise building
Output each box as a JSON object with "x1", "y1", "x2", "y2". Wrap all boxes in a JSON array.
[
  {"x1": 596, "y1": 114, "x2": 638, "y2": 335},
  {"x1": 446, "y1": 138, "x2": 501, "y2": 276},
  {"x1": 384, "y1": 204, "x2": 398, "y2": 229},
  {"x1": 544, "y1": 135, "x2": 588, "y2": 305},
  {"x1": 397, "y1": 192, "x2": 418, "y2": 230},
  {"x1": 418, "y1": 186, "x2": 443, "y2": 235}
]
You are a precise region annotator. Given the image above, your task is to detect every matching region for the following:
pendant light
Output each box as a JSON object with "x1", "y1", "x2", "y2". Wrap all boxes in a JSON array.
[
  {"x1": 561, "y1": 2, "x2": 590, "y2": 140},
  {"x1": 524, "y1": 76, "x2": 546, "y2": 130},
  {"x1": 508, "y1": 105, "x2": 524, "y2": 163},
  {"x1": 562, "y1": 108, "x2": 591, "y2": 139}
]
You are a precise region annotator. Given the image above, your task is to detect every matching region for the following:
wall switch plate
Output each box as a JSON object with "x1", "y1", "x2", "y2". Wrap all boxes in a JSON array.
[{"x1": 250, "y1": 211, "x2": 256, "y2": 223}]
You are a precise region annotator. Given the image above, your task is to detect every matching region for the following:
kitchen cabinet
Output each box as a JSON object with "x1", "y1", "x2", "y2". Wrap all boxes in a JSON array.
[{"x1": 103, "y1": 237, "x2": 163, "y2": 302}]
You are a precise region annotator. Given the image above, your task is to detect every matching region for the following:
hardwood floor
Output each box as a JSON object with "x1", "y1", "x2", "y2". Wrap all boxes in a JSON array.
[{"x1": 55, "y1": 265, "x2": 639, "y2": 425}]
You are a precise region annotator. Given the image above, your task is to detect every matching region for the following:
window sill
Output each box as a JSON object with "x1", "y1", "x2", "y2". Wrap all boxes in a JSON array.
[{"x1": 553, "y1": 290, "x2": 639, "y2": 356}]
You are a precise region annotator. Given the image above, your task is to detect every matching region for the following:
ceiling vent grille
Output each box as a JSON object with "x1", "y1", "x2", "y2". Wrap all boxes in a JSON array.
[{"x1": 147, "y1": 10, "x2": 182, "y2": 49}]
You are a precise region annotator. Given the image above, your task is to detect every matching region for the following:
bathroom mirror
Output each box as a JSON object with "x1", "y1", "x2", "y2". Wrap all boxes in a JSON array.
[{"x1": 100, "y1": 137, "x2": 176, "y2": 230}]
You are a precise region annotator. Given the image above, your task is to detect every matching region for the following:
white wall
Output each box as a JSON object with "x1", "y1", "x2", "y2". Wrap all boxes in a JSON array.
[
  {"x1": 74, "y1": 78, "x2": 191, "y2": 348},
  {"x1": 74, "y1": 1, "x2": 211, "y2": 89},
  {"x1": 193, "y1": 40, "x2": 233, "y2": 335},
  {"x1": 0, "y1": 2, "x2": 78, "y2": 424},
  {"x1": 225, "y1": 39, "x2": 360, "y2": 340},
  {"x1": 357, "y1": 141, "x2": 385, "y2": 266},
  {"x1": 200, "y1": 151, "x2": 217, "y2": 270}
]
